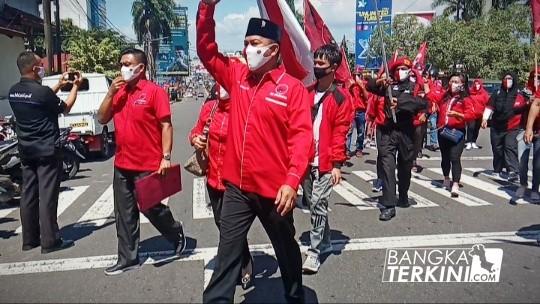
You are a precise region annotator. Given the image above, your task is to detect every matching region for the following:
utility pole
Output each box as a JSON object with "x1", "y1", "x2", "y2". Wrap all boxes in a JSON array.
[
  {"x1": 43, "y1": 0, "x2": 54, "y2": 75},
  {"x1": 54, "y1": 0, "x2": 62, "y2": 73},
  {"x1": 482, "y1": 0, "x2": 492, "y2": 16},
  {"x1": 456, "y1": 0, "x2": 461, "y2": 21}
]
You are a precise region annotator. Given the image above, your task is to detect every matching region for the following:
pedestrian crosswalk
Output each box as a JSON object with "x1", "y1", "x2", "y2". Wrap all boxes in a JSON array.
[{"x1": 0, "y1": 167, "x2": 538, "y2": 236}]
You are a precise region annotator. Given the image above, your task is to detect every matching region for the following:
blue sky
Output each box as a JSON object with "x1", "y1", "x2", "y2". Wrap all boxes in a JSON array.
[{"x1": 107, "y1": 0, "x2": 441, "y2": 53}]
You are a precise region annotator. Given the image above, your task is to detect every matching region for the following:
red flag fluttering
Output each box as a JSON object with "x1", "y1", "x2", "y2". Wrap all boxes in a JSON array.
[
  {"x1": 532, "y1": 0, "x2": 540, "y2": 35},
  {"x1": 412, "y1": 42, "x2": 428, "y2": 72},
  {"x1": 303, "y1": 0, "x2": 352, "y2": 83}
]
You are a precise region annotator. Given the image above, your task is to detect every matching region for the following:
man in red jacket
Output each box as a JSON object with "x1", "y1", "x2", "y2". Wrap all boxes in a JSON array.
[
  {"x1": 197, "y1": 1, "x2": 313, "y2": 302},
  {"x1": 346, "y1": 66, "x2": 369, "y2": 157},
  {"x1": 302, "y1": 44, "x2": 352, "y2": 274}
]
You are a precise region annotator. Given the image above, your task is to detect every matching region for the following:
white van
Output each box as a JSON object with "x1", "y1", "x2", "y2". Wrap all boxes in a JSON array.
[{"x1": 42, "y1": 73, "x2": 114, "y2": 157}]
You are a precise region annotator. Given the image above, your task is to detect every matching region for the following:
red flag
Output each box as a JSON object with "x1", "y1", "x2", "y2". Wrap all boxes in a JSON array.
[
  {"x1": 303, "y1": 0, "x2": 351, "y2": 83},
  {"x1": 412, "y1": 42, "x2": 428, "y2": 72},
  {"x1": 258, "y1": 0, "x2": 313, "y2": 83},
  {"x1": 532, "y1": 0, "x2": 540, "y2": 35}
]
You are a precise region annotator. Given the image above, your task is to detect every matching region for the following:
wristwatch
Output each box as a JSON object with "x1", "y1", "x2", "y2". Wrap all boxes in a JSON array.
[{"x1": 163, "y1": 153, "x2": 171, "y2": 161}]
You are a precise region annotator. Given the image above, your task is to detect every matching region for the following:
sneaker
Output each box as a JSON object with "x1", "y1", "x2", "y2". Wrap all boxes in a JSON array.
[
  {"x1": 172, "y1": 222, "x2": 187, "y2": 257},
  {"x1": 451, "y1": 183, "x2": 459, "y2": 197},
  {"x1": 104, "y1": 261, "x2": 140, "y2": 276},
  {"x1": 530, "y1": 191, "x2": 540, "y2": 203},
  {"x1": 507, "y1": 172, "x2": 519, "y2": 183},
  {"x1": 302, "y1": 253, "x2": 321, "y2": 274},
  {"x1": 372, "y1": 179, "x2": 383, "y2": 192},
  {"x1": 514, "y1": 185, "x2": 526, "y2": 199},
  {"x1": 471, "y1": 143, "x2": 480, "y2": 149},
  {"x1": 442, "y1": 178, "x2": 452, "y2": 191},
  {"x1": 465, "y1": 143, "x2": 472, "y2": 150}
]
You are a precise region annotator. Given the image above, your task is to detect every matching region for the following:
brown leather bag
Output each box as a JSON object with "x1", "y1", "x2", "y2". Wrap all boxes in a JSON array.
[{"x1": 184, "y1": 101, "x2": 219, "y2": 176}]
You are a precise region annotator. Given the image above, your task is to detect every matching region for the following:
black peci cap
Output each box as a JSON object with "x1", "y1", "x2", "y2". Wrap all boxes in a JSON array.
[{"x1": 245, "y1": 18, "x2": 282, "y2": 43}]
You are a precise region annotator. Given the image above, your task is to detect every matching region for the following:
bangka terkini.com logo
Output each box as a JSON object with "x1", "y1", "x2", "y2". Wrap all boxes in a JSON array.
[{"x1": 382, "y1": 244, "x2": 503, "y2": 283}]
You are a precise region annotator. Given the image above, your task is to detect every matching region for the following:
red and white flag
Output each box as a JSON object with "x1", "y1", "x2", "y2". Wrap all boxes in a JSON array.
[
  {"x1": 412, "y1": 42, "x2": 428, "y2": 72},
  {"x1": 257, "y1": 0, "x2": 313, "y2": 83},
  {"x1": 303, "y1": 0, "x2": 352, "y2": 83},
  {"x1": 532, "y1": 0, "x2": 540, "y2": 36}
]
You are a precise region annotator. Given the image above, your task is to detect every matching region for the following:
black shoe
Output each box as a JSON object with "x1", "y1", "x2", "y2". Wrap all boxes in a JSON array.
[
  {"x1": 172, "y1": 223, "x2": 186, "y2": 257},
  {"x1": 507, "y1": 172, "x2": 518, "y2": 183},
  {"x1": 398, "y1": 197, "x2": 416, "y2": 208},
  {"x1": 417, "y1": 152, "x2": 424, "y2": 159},
  {"x1": 104, "y1": 261, "x2": 140, "y2": 276},
  {"x1": 239, "y1": 255, "x2": 254, "y2": 290},
  {"x1": 41, "y1": 238, "x2": 74, "y2": 254},
  {"x1": 379, "y1": 208, "x2": 396, "y2": 221},
  {"x1": 22, "y1": 242, "x2": 40, "y2": 251}
]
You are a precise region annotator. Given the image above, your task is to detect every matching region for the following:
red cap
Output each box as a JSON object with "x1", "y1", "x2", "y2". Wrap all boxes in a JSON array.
[{"x1": 389, "y1": 57, "x2": 412, "y2": 74}]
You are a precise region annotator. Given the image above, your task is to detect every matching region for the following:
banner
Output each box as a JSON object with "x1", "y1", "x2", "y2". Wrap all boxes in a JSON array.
[
  {"x1": 355, "y1": 0, "x2": 392, "y2": 68},
  {"x1": 157, "y1": 6, "x2": 190, "y2": 77}
]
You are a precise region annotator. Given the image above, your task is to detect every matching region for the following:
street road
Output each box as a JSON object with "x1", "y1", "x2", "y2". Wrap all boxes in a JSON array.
[{"x1": 0, "y1": 96, "x2": 539, "y2": 303}]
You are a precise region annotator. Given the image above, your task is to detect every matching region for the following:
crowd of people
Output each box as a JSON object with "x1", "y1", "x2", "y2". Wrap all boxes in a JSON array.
[{"x1": 6, "y1": 0, "x2": 540, "y2": 303}]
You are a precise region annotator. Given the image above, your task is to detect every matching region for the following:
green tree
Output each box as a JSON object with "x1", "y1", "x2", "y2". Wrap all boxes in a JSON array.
[
  {"x1": 132, "y1": 0, "x2": 179, "y2": 80},
  {"x1": 66, "y1": 32, "x2": 121, "y2": 79}
]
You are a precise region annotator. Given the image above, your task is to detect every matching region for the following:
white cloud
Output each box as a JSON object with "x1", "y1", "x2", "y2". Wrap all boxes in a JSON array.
[{"x1": 215, "y1": 6, "x2": 260, "y2": 51}]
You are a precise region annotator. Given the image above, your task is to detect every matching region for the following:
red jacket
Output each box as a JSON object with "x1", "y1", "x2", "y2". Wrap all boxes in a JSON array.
[
  {"x1": 307, "y1": 83, "x2": 352, "y2": 173},
  {"x1": 469, "y1": 79, "x2": 490, "y2": 119},
  {"x1": 348, "y1": 83, "x2": 367, "y2": 112},
  {"x1": 366, "y1": 95, "x2": 387, "y2": 126},
  {"x1": 429, "y1": 91, "x2": 476, "y2": 129},
  {"x1": 197, "y1": 2, "x2": 313, "y2": 199},
  {"x1": 189, "y1": 99, "x2": 230, "y2": 191}
]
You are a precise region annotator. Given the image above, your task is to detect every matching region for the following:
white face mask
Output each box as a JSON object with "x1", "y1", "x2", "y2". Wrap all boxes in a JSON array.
[
  {"x1": 410, "y1": 76, "x2": 417, "y2": 83},
  {"x1": 245, "y1": 44, "x2": 274, "y2": 72},
  {"x1": 121, "y1": 65, "x2": 142, "y2": 82},
  {"x1": 475, "y1": 84, "x2": 481, "y2": 90},
  {"x1": 506, "y1": 79, "x2": 513, "y2": 89},
  {"x1": 35, "y1": 66, "x2": 45, "y2": 79},
  {"x1": 219, "y1": 86, "x2": 230, "y2": 100},
  {"x1": 451, "y1": 83, "x2": 463, "y2": 93},
  {"x1": 398, "y1": 69, "x2": 410, "y2": 81}
]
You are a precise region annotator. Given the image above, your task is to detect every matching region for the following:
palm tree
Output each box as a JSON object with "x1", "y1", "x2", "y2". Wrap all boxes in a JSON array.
[
  {"x1": 132, "y1": 0, "x2": 179, "y2": 80},
  {"x1": 432, "y1": 0, "x2": 522, "y2": 21}
]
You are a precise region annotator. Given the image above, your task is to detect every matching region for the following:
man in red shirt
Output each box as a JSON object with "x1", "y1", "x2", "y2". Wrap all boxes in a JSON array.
[
  {"x1": 97, "y1": 48, "x2": 186, "y2": 276},
  {"x1": 197, "y1": 0, "x2": 313, "y2": 302},
  {"x1": 302, "y1": 44, "x2": 352, "y2": 274}
]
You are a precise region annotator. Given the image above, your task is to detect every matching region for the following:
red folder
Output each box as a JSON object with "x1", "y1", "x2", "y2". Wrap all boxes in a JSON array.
[{"x1": 135, "y1": 164, "x2": 182, "y2": 212}]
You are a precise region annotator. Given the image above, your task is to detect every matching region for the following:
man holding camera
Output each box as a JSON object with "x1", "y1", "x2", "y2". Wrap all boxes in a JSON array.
[{"x1": 9, "y1": 51, "x2": 81, "y2": 253}]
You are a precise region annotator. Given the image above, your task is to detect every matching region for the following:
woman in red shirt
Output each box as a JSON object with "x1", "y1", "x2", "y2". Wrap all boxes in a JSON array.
[
  {"x1": 429, "y1": 73, "x2": 475, "y2": 197},
  {"x1": 466, "y1": 79, "x2": 490, "y2": 150},
  {"x1": 189, "y1": 84, "x2": 253, "y2": 289}
]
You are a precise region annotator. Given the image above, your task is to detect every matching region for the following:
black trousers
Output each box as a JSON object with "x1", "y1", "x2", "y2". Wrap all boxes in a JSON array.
[
  {"x1": 438, "y1": 130, "x2": 466, "y2": 182},
  {"x1": 413, "y1": 123, "x2": 427, "y2": 158},
  {"x1": 20, "y1": 156, "x2": 62, "y2": 248},
  {"x1": 203, "y1": 183, "x2": 304, "y2": 303},
  {"x1": 376, "y1": 126, "x2": 415, "y2": 207},
  {"x1": 113, "y1": 167, "x2": 182, "y2": 265},
  {"x1": 466, "y1": 118, "x2": 481, "y2": 143},
  {"x1": 206, "y1": 184, "x2": 251, "y2": 271},
  {"x1": 490, "y1": 129, "x2": 519, "y2": 173}
]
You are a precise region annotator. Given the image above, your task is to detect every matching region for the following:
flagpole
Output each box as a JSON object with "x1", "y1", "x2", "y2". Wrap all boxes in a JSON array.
[{"x1": 373, "y1": 0, "x2": 397, "y2": 123}]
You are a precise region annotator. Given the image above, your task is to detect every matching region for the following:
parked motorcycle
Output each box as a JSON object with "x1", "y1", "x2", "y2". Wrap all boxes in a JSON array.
[
  {"x1": 0, "y1": 139, "x2": 21, "y2": 204},
  {"x1": 58, "y1": 128, "x2": 86, "y2": 180}
]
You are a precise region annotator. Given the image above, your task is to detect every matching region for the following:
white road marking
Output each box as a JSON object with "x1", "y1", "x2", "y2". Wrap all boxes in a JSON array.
[
  {"x1": 465, "y1": 168, "x2": 533, "y2": 180},
  {"x1": 0, "y1": 230, "x2": 537, "y2": 276},
  {"x1": 74, "y1": 185, "x2": 114, "y2": 228},
  {"x1": 429, "y1": 168, "x2": 529, "y2": 205},
  {"x1": 15, "y1": 186, "x2": 89, "y2": 234},
  {"x1": 140, "y1": 198, "x2": 169, "y2": 224},
  {"x1": 353, "y1": 171, "x2": 438, "y2": 208},
  {"x1": 0, "y1": 206, "x2": 18, "y2": 219},
  {"x1": 333, "y1": 180, "x2": 381, "y2": 210},
  {"x1": 410, "y1": 173, "x2": 491, "y2": 207},
  {"x1": 192, "y1": 177, "x2": 213, "y2": 219}
]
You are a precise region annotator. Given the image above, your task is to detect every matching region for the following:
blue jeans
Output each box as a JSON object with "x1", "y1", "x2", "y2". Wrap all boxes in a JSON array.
[
  {"x1": 347, "y1": 111, "x2": 366, "y2": 152},
  {"x1": 427, "y1": 113, "x2": 438, "y2": 146},
  {"x1": 517, "y1": 130, "x2": 540, "y2": 192}
]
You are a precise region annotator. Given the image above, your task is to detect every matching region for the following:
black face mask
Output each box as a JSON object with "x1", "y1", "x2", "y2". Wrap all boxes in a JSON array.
[{"x1": 314, "y1": 66, "x2": 332, "y2": 79}]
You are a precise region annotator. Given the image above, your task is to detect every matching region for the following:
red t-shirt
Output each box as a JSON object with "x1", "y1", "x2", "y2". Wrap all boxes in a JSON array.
[{"x1": 112, "y1": 79, "x2": 171, "y2": 171}]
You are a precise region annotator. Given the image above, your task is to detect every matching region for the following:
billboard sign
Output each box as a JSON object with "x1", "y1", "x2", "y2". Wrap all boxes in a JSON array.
[
  {"x1": 157, "y1": 6, "x2": 189, "y2": 76},
  {"x1": 355, "y1": 0, "x2": 392, "y2": 68}
]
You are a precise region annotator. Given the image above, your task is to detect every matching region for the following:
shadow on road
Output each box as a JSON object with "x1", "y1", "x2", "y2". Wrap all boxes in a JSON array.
[
  {"x1": 241, "y1": 253, "x2": 319, "y2": 304},
  {"x1": 59, "y1": 219, "x2": 115, "y2": 242}
]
